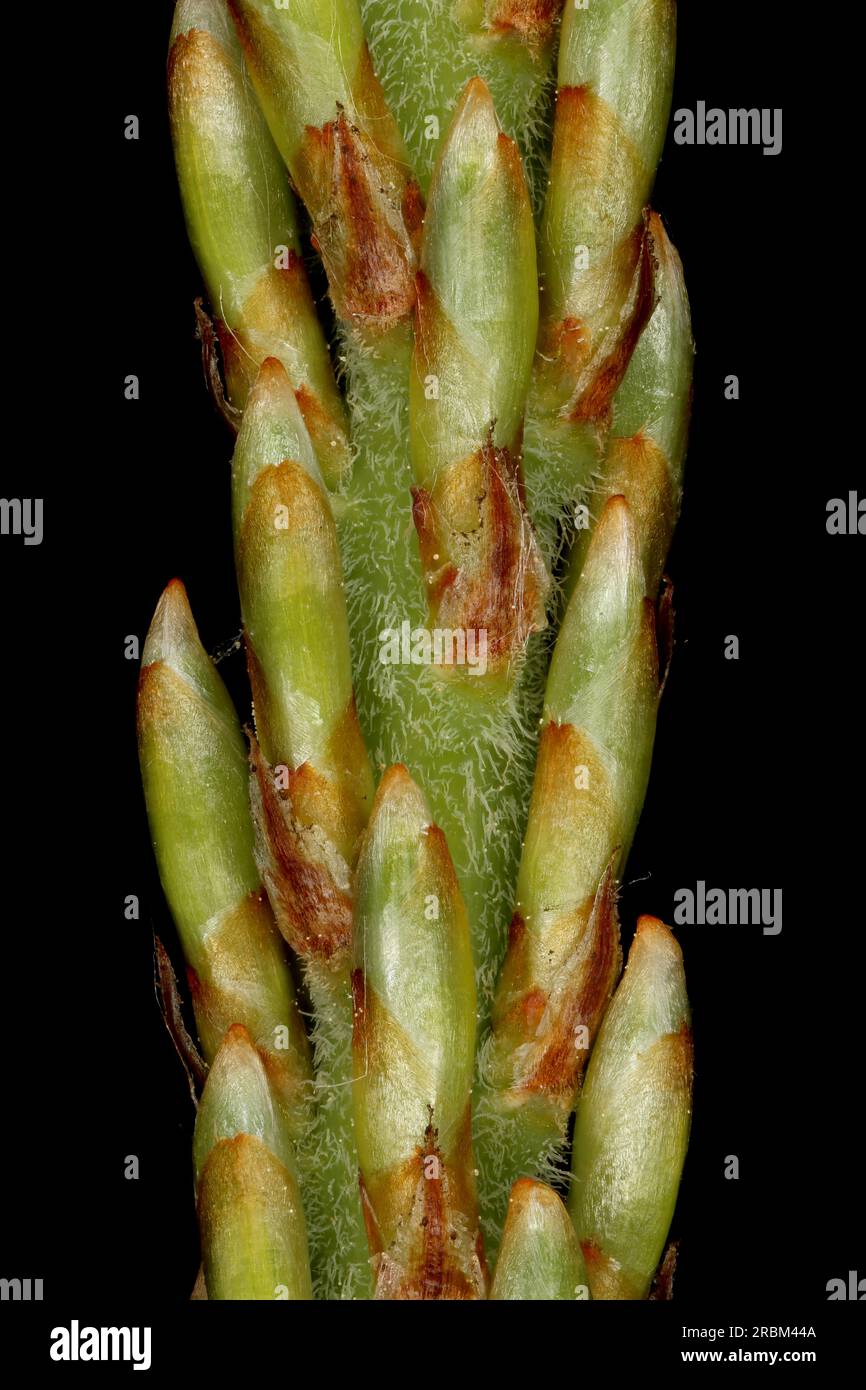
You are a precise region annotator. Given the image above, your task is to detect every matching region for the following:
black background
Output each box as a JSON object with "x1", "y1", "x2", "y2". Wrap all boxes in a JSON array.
[{"x1": 1, "y1": 0, "x2": 861, "y2": 1362}]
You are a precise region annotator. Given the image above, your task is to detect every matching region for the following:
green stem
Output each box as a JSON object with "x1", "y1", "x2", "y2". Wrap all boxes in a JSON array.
[
  {"x1": 359, "y1": 0, "x2": 558, "y2": 205},
  {"x1": 298, "y1": 964, "x2": 373, "y2": 1299},
  {"x1": 339, "y1": 337, "x2": 544, "y2": 1016}
]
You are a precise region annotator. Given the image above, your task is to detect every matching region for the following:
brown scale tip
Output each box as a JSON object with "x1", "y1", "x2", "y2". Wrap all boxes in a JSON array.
[
  {"x1": 457, "y1": 75, "x2": 494, "y2": 111},
  {"x1": 140, "y1": 578, "x2": 203, "y2": 674},
  {"x1": 412, "y1": 436, "x2": 548, "y2": 673},
  {"x1": 509, "y1": 1176, "x2": 561, "y2": 1210},
  {"x1": 377, "y1": 762, "x2": 413, "y2": 794},
  {"x1": 634, "y1": 914, "x2": 683, "y2": 957},
  {"x1": 649, "y1": 1242, "x2": 679, "y2": 1300},
  {"x1": 154, "y1": 577, "x2": 192, "y2": 626},
  {"x1": 221, "y1": 1021, "x2": 254, "y2": 1048},
  {"x1": 257, "y1": 355, "x2": 287, "y2": 383}
]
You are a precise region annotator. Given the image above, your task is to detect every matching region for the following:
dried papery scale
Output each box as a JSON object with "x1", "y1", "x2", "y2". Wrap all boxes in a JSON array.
[
  {"x1": 352, "y1": 766, "x2": 485, "y2": 1299},
  {"x1": 490, "y1": 1178, "x2": 590, "y2": 1300},
  {"x1": 136, "y1": 580, "x2": 311, "y2": 1138},
  {"x1": 167, "y1": 0, "x2": 349, "y2": 486},
  {"x1": 476, "y1": 211, "x2": 693, "y2": 1252},
  {"x1": 194, "y1": 1025, "x2": 313, "y2": 1300},
  {"x1": 227, "y1": 0, "x2": 422, "y2": 343},
  {"x1": 359, "y1": 0, "x2": 564, "y2": 200},
  {"x1": 230, "y1": 357, "x2": 376, "y2": 1299},
  {"x1": 524, "y1": 0, "x2": 677, "y2": 528},
  {"x1": 569, "y1": 917, "x2": 693, "y2": 1300}
]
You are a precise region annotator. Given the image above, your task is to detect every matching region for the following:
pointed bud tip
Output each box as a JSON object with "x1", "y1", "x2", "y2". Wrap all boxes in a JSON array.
[
  {"x1": 509, "y1": 1177, "x2": 563, "y2": 1212},
  {"x1": 444, "y1": 79, "x2": 525, "y2": 190},
  {"x1": 577, "y1": 492, "x2": 642, "y2": 592},
  {"x1": 197, "y1": 1026, "x2": 277, "y2": 1146},
  {"x1": 628, "y1": 917, "x2": 690, "y2": 1029},
  {"x1": 634, "y1": 914, "x2": 683, "y2": 961},
  {"x1": 599, "y1": 492, "x2": 632, "y2": 528},
  {"x1": 142, "y1": 578, "x2": 200, "y2": 670},
  {"x1": 645, "y1": 209, "x2": 689, "y2": 322},
  {"x1": 220, "y1": 1021, "x2": 256, "y2": 1051},
  {"x1": 234, "y1": 356, "x2": 324, "y2": 496},
  {"x1": 441, "y1": 77, "x2": 502, "y2": 167},
  {"x1": 379, "y1": 762, "x2": 413, "y2": 790},
  {"x1": 165, "y1": 576, "x2": 189, "y2": 602},
  {"x1": 360, "y1": 765, "x2": 453, "y2": 885},
  {"x1": 246, "y1": 355, "x2": 296, "y2": 411},
  {"x1": 205, "y1": 1022, "x2": 263, "y2": 1083},
  {"x1": 259, "y1": 354, "x2": 289, "y2": 381},
  {"x1": 457, "y1": 76, "x2": 495, "y2": 117},
  {"x1": 371, "y1": 763, "x2": 430, "y2": 825}
]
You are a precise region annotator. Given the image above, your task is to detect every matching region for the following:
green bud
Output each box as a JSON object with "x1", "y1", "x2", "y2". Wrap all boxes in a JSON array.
[
  {"x1": 570, "y1": 917, "x2": 693, "y2": 1300},
  {"x1": 532, "y1": 0, "x2": 676, "y2": 457},
  {"x1": 229, "y1": 0, "x2": 420, "y2": 338},
  {"x1": 138, "y1": 578, "x2": 255, "y2": 954},
  {"x1": 409, "y1": 79, "x2": 547, "y2": 679},
  {"x1": 352, "y1": 765, "x2": 485, "y2": 1298},
  {"x1": 490, "y1": 1179, "x2": 590, "y2": 1301},
  {"x1": 582, "y1": 210, "x2": 694, "y2": 598},
  {"x1": 232, "y1": 358, "x2": 374, "y2": 891},
  {"x1": 195, "y1": 1025, "x2": 312, "y2": 1300},
  {"x1": 168, "y1": 0, "x2": 349, "y2": 483},
  {"x1": 137, "y1": 579, "x2": 311, "y2": 1124},
  {"x1": 412, "y1": 77, "x2": 538, "y2": 470}
]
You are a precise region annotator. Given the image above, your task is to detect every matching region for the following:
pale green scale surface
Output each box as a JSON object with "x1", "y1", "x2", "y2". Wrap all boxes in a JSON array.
[
  {"x1": 139, "y1": 587, "x2": 261, "y2": 978},
  {"x1": 230, "y1": 0, "x2": 367, "y2": 166},
  {"x1": 170, "y1": 0, "x2": 304, "y2": 322},
  {"x1": 231, "y1": 368, "x2": 353, "y2": 772},
  {"x1": 194, "y1": 1030, "x2": 312, "y2": 1300},
  {"x1": 570, "y1": 923, "x2": 692, "y2": 1299},
  {"x1": 229, "y1": 363, "x2": 375, "y2": 1299},
  {"x1": 490, "y1": 1185, "x2": 590, "y2": 1301},
  {"x1": 411, "y1": 79, "x2": 538, "y2": 474},
  {"x1": 353, "y1": 773, "x2": 476, "y2": 1179}
]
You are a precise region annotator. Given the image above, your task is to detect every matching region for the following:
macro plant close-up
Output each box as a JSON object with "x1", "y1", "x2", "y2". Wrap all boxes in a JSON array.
[
  {"x1": 7, "y1": 0, "x2": 863, "y2": 1369},
  {"x1": 139, "y1": 0, "x2": 695, "y2": 1301}
]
